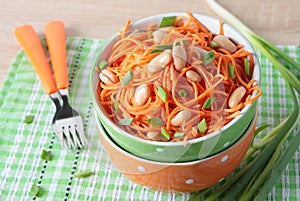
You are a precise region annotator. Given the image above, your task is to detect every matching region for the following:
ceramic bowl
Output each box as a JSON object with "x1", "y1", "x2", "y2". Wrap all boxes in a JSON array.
[
  {"x1": 95, "y1": 111, "x2": 257, "y2": 193},
  {"x1": 90, "y1": 12, "x2": 260, "y2": 162}
]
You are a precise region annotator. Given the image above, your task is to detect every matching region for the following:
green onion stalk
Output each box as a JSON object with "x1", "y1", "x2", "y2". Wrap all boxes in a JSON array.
[{"x1": 189, "y1": 1, "x2": 300, "y2": 200}]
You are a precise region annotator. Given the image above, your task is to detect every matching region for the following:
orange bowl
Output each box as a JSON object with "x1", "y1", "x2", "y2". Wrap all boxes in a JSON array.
[{"x1": 95, "y1": 111, "x2": 257, "y2": 193}]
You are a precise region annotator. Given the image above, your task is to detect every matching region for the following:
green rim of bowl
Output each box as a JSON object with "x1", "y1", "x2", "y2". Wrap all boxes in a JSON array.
[{"x1": 95, "y1": 109, "x2": 257, "y2": 164}]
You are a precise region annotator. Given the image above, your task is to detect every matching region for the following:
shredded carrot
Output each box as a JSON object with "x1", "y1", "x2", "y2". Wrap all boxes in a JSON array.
[
  {"x1": 96, "y1": 12, "x2": 262, "y2": 142},
  {"x1": 219, "y1": 20, "x2": 224, "y2": 35},
  {"x1": 118, "y1": 20, "x2": 131, "y2": 38},
  {"x1": 185, "y1": 11, "x2": 209, "y2": 33}
]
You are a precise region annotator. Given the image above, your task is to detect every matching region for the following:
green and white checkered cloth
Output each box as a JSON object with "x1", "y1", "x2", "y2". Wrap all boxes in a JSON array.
[{"x1": 0, "y1": 38, "x2": 299, "y2": 201}]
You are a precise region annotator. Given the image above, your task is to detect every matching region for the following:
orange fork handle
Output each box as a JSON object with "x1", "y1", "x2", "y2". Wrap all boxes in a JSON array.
[
  {"x1": 45, "y1": 20, "x2": 69, "y2": 90},
  {"x1": 14, "y1": 25, "x2": 58, "y2": 95}
]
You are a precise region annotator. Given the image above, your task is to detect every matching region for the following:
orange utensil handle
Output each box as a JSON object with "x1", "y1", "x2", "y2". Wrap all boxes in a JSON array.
[
  {"x1": 14, "y1": 25, "x2": 58, "y2": 95},
  {"x1": 45, "y1": 20, "x2": 69, "y2": 90}
]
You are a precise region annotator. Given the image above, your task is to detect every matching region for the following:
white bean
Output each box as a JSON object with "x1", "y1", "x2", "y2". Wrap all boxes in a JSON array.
[
  {"x1": 186, "y1": 70, "x2": 201, "y2": 82},
  {"x1": 147, "y1": 131, "x2": 167, "y2": 141},
  {"x1": 153, "y1": 30, "x2": 167, "y2": 43},
  {"x1": 99, "y1": 69, "x2": 118, "y2": 85},
  {"x1": 193, "y1": 46, "x2": 208, "y2": 55},
  {"x1": 170, "y1": 110, "x2": 192, "y2": 127},
  {"x1": 228, "y1": 86, "x2": 246, "y2": 108},
  {"x1": 134, "y1": 84, "x2": 150, "y2": 106},
  {"x1": 172, "y1": 46, "x2": 187, "y2": 71},
  {"x1": 148, "y1": 49, "x2": 172, "y2": 73},
  {"x1": 213, "y1": 35, "x2": 237, "y2": 53}
]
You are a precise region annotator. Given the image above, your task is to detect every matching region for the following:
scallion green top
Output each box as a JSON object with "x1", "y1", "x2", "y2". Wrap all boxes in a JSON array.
[
  {"x1": 150, "y1": 44, "x2": 173, "y2": 54},
  {"x1": 121, "y1": 68, "x2": 133, "y2": 86},
  {"x1": 118, "y1": 118, "x2": 133, "y2": 126},
  {"x1": 228, "y1": 64, "x2": 235, "y2": 79},
  {"x1": 161, "y1": 128, "x2": 170, "y2": 140},
  {"x1": 203, "y1": 50, "x2": 215, "y2": 65},
  {"x1": 98, "y1": 60, "x2": 108, "y2": 70},
  {"x1": 244, "y1": 58, "x2": 250, "y2": 76},
  {"x1": 202, "y1": 97, "x2": 215, "y2": 109},
  {"x1": 198, "y1": 118, "x2": 207, "y2": 134},
  {"x1": 146, "y1": 117, "x2": 164, "y2": 127},
  {"x1": 157, "y1": 86, "x2": 167, "y2": 102},
  {"x1": 159, "y1": 16, "x2": 176, "y2": 28},
  {"x1": 40, "y1": 149, "x2": 52, "y2": 161}
]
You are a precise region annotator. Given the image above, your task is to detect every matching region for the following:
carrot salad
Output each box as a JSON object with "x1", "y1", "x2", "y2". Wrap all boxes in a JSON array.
[{"x1": 96, "y1": 12, "x2": 262, "y2": 142}]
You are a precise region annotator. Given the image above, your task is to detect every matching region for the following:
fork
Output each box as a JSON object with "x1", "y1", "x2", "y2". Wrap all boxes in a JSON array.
[
  {"x1": 45, "y1": 21, "x2": 87, "y2": 149},
  {"x1": 14, "y1": 22, "x2": 87, "y2": 149}
]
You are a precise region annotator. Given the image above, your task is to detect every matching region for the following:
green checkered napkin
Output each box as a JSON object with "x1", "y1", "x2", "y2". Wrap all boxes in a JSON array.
[{"x1": 0, "y1": 38, "x2": 299, "y2": 201}]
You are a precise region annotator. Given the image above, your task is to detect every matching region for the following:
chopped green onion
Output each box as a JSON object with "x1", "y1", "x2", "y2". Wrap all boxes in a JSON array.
[
  {"x1": 175, "y1": 39, "x2": 187, "y2": 46},
  {"x1": 178, "y1": 88, "x2": 189, "y2": 97},
  {"x1": 157, "y1": 86, "x2": 167, "y2": 102},
  {"x1": 182, "y1": 40, "x2": 188, "y2": 46},
  {"x1": 121, "y1": 68, "x2": 133, "y2": 86},
  {"x1": 228, "y1": 64, "x2": 235, "y2": 79},
  {"x1": 150, "y1": 44, "x2": 173, "y2": 54},
  {"x1": 203, "y1": 50, "x2": 215, "y2": 65},
  {"x1": 159, "y1": 16, "x2": 176, "y2": 28},
  {"x1": 148, "y1": 30, "x2": 153, "y2": 39},
  {"x1": 41, "y1": 149, "x2": 52, "y2": 161},
  {"x1": 74, "y1": 170, "x2": 94, "y2": 178},
  {"x1": 174, "y1": 131, "x2": 184, "y2": 138},
  {"x1": 244, "y1": 58, "x2": 250, "y2": 76},
  {"x1": 198, "y1": 118, "x2": 207, "y2": 134},
  {"x1": 146, "y1": 117, "x2": 164, "y2": 127},
  {"x1": 24, "y1": 115, "x2": 34, "y2": 124},
  {"x1": 118, "y1": 118, "x2": 133, "y2": 126},
  {"x1": 210, "y1": 41, "x2": 218, "y2": 48},
  {"x1": 202, "y1": 97, "x2": 215, "y2": 109},
  {"x1": 30, "y1": 183, "x2": 43, "y2": 197},
  {"x1": 113, "y1": 100, "x2": 118, "y2": 114},
  {"x1": 161, "y1": 128, "x2": 170, "y2": 140},
  {"x1": 98, "y1": 60, "x2": 108, "y2": 70}
]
